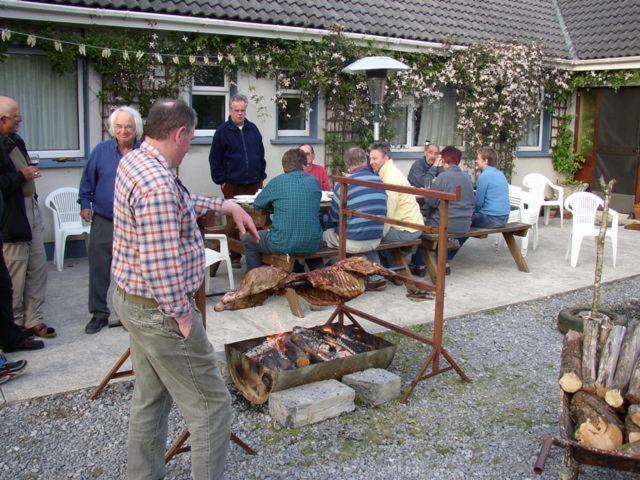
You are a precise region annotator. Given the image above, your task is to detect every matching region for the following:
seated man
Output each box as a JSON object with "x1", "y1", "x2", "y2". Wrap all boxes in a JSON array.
[
  {"x1": 243, "y1": 148, "x2": 323, "y2": 272},
  {"x1": 408, "y1": 141, "x2": 443, "y2": 189},
  {"x1": 416, "y1": 146, "x2": 475, "y2": 275},
  {"x1": 448, "y1": 146, "x2": 510, "y2": 264},
  {"x1": 323, "y1": 146, "x2": 387, "y2": 272},
  {"x1": 299, "y1": 144, "x2": 331, "y2": 191},
  {"x1": 368, "y1": 141, "x2": 424, "y2": 271}
]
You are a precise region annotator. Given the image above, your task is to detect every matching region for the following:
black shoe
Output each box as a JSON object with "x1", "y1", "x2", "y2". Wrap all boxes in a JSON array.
[
  {"x1": 85, "y1": 317, "x2": 108, "y2": 334},
  {"x1": 231, "y1": 258, "x2": 242, "y2": 269},
  {"x1": 410, "y1": 265, "x2": 427, "y2": 277},
  {"x1": 445, "y1": 263, "x2": 451, "y2": 275},
  {"x1": 3, "y1": 336, "x2": 44, "y2": 353}
]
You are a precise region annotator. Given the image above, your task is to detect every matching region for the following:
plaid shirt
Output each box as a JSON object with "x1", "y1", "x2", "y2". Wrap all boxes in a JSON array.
[{"x1": 112, "y1": 142, "x2": 223, "y2": 323}]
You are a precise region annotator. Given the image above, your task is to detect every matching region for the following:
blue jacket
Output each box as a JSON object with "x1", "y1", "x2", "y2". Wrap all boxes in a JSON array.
[
  {"x1": 475, "y1": 166, "x2": 510, "y2": 216},
  {"x1": 78, "y1": 139, "x2": 141, "y2": 220},
  {"x1": 209, "y1": 118, "x2": 266, "y2": 186},
  {"x1": 328, "y1": 166, "x2": 387, "y2": 241}
]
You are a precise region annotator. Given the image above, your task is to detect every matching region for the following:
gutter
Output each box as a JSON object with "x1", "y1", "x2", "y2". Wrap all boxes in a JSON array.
[
  {"x1": 0, "y1": 0, "x2": 459, "y2": 54},
  {"x1": 2, "y1": 0, "x2": 638, "y2": 70}
]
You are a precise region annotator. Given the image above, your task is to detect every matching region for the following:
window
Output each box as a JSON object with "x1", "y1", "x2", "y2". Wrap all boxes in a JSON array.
[
  {"x1": 276, "y1": 73, "x2": 309, "y2": 137},
  {"x1": 190, "y1": 66, "x2": 228, "y2": 136},
  {"x1": 0, "y1": 50, "x2": 84, "y2": 158},
  {"x1": 389, "y1": 87, "x2": 459, "y2": 149},
  {"x1": 517, "y1": 111, "x2": 544, "y2": 150}
]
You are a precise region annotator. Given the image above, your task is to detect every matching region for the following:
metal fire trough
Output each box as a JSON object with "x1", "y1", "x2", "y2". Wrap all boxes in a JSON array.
[
  {"x1": 225, "y1": 324, "x2": 397, "y2": 404},
  {"x1": 534, "y1": 391, "x2": 640, "y2": 477}
]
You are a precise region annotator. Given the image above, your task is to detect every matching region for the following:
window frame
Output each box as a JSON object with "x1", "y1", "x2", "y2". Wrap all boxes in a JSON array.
[
  {"x1": 188, "y1": 66, "x2": 229, "y2": 138},
  {"x1": 3, "y1": 49, "x2": 85, "y2": 159},
  {"x1": 516, "y1": 109, "x2": 545, "y2": 152},
  {"x1": 276, "y1": 88, "x2": 310, "y2": 137}
]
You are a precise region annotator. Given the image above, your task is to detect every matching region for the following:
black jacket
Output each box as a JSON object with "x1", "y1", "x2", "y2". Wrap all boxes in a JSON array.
[{"x1": 0, "y1": 134, "x2": 31, "y2": 242}]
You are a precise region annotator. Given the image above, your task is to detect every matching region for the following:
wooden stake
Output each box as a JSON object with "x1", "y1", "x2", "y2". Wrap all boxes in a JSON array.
[{"x1": 559, "y1": 330, "x2": 583, "y2": 393}]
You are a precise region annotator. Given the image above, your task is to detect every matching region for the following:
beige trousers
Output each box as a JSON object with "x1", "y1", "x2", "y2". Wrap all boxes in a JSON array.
[{"x1": 3, "y1": 196, "x2": 48, "y2": 328}]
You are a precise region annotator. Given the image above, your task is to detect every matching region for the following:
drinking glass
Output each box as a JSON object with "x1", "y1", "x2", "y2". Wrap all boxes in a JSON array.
[{"x1": 28, "y1": 153, "x2": 40, "y2": 166}]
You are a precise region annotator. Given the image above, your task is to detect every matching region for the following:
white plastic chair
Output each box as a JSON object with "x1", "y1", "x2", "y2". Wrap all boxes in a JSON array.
[
  {"x1": 496, "y1": 185, "x2": 536, "y2": 255},
  {"x1": 522, "y1": 173, "x2": 564, "y2": 227},
  {"x1": 564, "y1": 192, "x2": 618, "y2": 268},
  {"x1": 203, "y1": 233, "x2": 234, "y2": 291},
  {"x1": 44, "y1": 187, "x2": 90, "y2": 271}
]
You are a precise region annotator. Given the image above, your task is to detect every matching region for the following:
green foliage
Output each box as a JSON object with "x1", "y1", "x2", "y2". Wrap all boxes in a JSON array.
[
  {"x1": 551, "y1": 115, "x2": 586, "y2": 184},
  {"x1": 571, "y1": 69, "x2": 640, "y2": 91}
]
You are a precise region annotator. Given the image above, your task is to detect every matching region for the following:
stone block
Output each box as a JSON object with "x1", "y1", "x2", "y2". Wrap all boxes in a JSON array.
[
  {"x1": 341, "y1": 368, "x2": 401, "y2": 406},
  {"x1": 268, "y1": 379, "x2": 355, "y2": 427}
]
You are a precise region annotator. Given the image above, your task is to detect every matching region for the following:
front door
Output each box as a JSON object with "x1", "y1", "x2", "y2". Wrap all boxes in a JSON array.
[{"x1": 575, "y1": 86, "x2": 640, "y2": 211}]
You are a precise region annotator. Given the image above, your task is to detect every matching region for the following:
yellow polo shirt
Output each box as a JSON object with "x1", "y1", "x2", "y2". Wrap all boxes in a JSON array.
[{"x1": 378, "y1": 159, "x2": 424, "y2": 235}]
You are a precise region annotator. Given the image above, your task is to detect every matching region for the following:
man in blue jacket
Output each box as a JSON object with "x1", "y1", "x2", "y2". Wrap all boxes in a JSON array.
[{"x1": 209, "y1": 93, "x2": 266, "y2": 268}]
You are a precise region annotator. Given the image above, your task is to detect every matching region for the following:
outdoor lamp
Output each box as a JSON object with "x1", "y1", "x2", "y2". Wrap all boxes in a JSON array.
[{"x1": 342, "y1": 56, "x2": 410, "y2": 141}]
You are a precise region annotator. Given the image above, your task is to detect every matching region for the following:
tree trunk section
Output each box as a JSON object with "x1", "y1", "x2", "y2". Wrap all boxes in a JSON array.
[
  {"x1": 626, "y1": 410, "x2": 640, "y2": 443},
  {"x1": 559, "y1": 330, "x2": 583, "y2": 393},
  {"x1": 616, "y1": 442, "x2": 640, "y2": 456},
  {"x1": 626, "y1": 358, "x2": 640, "y2": 405},
  {"x1": 570, "y1": 390, "x2": 623, "y2": 450},
  {"x1": 606, "y1": 321, "x2": 640, "y2": 408},
  {"x1": 628, "y1": 404, "x2": 640, "y2": 428},
  {"x1": 595, "y1": 325, "x2": 626, "y2": 398},
  {"x1": 582, "y1": 317, "x2": 602, "y2": 393}
]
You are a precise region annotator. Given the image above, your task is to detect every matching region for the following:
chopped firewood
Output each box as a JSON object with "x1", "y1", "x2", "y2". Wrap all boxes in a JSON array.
[
  {"x1": 626, "y1": 410, "x2": 640, "y2": 443},
  {"x1": 582, "y1": 317, "x2": 601, "y2": 393},
  {"x1": 629, "y1": 404, "x2": 640, "y2": 427},
  {"x1": 289, "y1": 326, "x2": 340, "y2": 363},
  {"x1": 559, "y1": 330, "x2": 583, "y2": 393},
  {"x1": 595, "y1": 325, "x2": 626, "y2": 398},
  {"x1": 626, "y1": 357, "x2": 640, "y2": 404},
  {"x1": 616, "y1": 442, "x2": 640, "y2": 456},
  {"x1": 606, "y1": 321, "x2": 640, "y2": 408},
  {"x1": 570, "y1": 390, "x2": 623, "y2": 450}
]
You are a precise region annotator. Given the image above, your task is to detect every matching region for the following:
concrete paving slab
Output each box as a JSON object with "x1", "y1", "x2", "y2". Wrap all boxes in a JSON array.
[{"x1": 1, "y1": 219, "x2": 639, "y2": 403}]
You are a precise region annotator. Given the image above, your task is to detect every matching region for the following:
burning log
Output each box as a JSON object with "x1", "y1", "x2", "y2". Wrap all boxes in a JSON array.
[
  {"x1": 321, "y1": 325, "x2": 373, "y2": 354},
  {"x1": 595, "y1": 325, "x2": 626, "y2": 398},
  {"x1": 570, "y1": 390, "x2": 624, "y2": 450},
  {"x1": 606, "y1": 321, "x2": 640, "y2": 408},
  {"x1": 289, "y1": 326, "x2": 340, "y2": 363},
  {"x1": 582, "y1": 317, "x2": 602, "y2": 393},
  {"x1": 559, "y1": 330, "x2": 583, "y2": 393}
]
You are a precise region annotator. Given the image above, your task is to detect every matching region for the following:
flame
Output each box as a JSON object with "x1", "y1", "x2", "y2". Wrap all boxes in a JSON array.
[{"x1": 266, "y1": 332, "x2": 288, "y2": 352}]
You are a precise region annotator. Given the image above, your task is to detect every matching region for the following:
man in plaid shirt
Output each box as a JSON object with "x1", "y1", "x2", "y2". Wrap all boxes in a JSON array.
[{"x1": 112, "y1": 99, "x2": 258, "y2": 480}]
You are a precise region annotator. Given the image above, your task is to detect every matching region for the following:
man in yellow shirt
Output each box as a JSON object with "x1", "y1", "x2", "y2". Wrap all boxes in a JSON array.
[{"x1": 368, "y1": 141, "x2": 424, "y2": 270}]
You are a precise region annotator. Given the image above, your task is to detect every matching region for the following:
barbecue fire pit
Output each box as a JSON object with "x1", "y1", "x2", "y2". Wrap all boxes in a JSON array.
[{"x1": 225, "y1": 324, "x2": 397, "y2": 404}]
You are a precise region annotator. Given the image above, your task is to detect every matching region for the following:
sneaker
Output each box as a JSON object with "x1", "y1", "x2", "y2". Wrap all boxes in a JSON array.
[
  {"x1": 366, "y1": 274, "x2": 387, "y2": 291},
  {"x1": 0, "y1": 355, "x2": 27, "y2": 384},
  {"x1": 85, "y1": 317, "x2": 108, "y2": 334},
  {"x1": 231, "y1": 258, "x2": 242, "y2": 269},
  {"x1": 3, "y1": 336, "x2": 44, "y2": 353},
  {"x1": 446, "y1": 238, "x2": 460, "y2": 250}
]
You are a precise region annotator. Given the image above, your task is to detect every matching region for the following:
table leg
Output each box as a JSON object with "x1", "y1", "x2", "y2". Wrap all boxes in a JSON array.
[{"x1": 503, "y1": 232, "x2": 530, "y2": 272}]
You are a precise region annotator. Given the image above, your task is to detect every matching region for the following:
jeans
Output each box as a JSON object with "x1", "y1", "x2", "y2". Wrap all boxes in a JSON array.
[
  {"x1": 243, "y1": 230, "x2": 272, "y2": 272},
  {"x1": 448, "y1": 212, "x2": 509, "y2": 260},
  {"x1": 88, "y1": 214, "x2": 113, "y2": 321},
  {"x1": 380, "y1": 228, "x2": 422, "y2": 268},
  {"x1": 113, "y1": 290, "x2": 232, "y2": 480}
]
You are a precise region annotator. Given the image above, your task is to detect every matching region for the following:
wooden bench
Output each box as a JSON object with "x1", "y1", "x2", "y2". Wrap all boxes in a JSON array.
[
  {"x1": 260, "y1": 239, "x2": 422, "y2": 317},
  {"x1": 419, "y1": 222, "x2": 531, "y2": 283}
]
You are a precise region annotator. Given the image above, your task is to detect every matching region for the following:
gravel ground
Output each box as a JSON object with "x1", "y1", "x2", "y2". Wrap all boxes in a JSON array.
[{"x1": 2, "y1": 275, "x2": 640, "y2": 480}]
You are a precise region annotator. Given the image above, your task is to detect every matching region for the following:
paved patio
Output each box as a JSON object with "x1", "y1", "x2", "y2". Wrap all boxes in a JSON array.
[{"x1": 2, "y1": 218, "x2": 639, "y2": 404}]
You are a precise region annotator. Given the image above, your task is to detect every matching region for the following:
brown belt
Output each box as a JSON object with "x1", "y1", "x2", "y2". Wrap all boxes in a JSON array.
[{"x1": 116, "y1": 286, "x2": 158, "y2": 307}]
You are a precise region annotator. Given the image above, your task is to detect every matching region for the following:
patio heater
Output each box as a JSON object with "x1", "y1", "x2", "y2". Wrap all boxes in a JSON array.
[{"x1": 342, "y1": 56, "x2": 410, "y2": 141}]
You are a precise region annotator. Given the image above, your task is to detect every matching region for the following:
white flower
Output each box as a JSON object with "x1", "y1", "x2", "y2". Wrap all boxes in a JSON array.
[
  {"x1": 188, "y1": 55, "x2": 196, "y2": 64},
  {"x1": 182, "y1": 35, "x2": 188, "y2": 42},
  {"x1": 151, "y1": 33, "x2": 158, "y2": 40},
  {"x1": 203, "y1": 55, "x2": 209, "y2": 65},
  {"x1": 101, "y1": 48, "x2": 111, "y2": 58},
  {"x1": 172, "y1": 56, "x2": 179, "y2": 65},
  {"x1": 26, "y1": 35, "x2": 36, "y2": 47},
  {"x1": 54, "y1": 41, "x2": 62, "y2": 52},
  {"x1": 78, "y1": 44, "x2": 86, "y2": 56},
  {"x1": 136, "y1": 51, "x2": 145, "y2": 60},
  {"x1": 122, "y1": 50, "x2": 130, "y2": 61},
  {"x1": 155, "y1": 53, "x2": 163, "y2": 63},
  {"x1": 1, "y1": 29, "x2": 11, "y2": 42}
]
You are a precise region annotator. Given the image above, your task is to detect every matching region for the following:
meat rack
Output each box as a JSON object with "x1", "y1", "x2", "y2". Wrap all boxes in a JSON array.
[{"x1": 331, "y1": 175, "x2": 469, "y2": 402}]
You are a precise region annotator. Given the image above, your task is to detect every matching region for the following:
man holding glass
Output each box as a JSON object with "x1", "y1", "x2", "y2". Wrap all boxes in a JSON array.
[
  {"x1": 0, "y1": 96, "x2": 53, "y2": 339},
  {"x1": 408, "y1": 141, "x2": 443, "y2": 190}
]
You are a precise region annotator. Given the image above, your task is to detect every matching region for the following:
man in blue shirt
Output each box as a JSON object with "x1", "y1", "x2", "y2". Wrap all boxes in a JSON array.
[
  {"x1": 243, "y1": 148, "x2": 322, "y2": 272},
  {"x1": 78, "y1": 106, "x2": 142, "y2": 334},
  {"x1": 209, "y1": 94, "x2": 266, "y2": 269}
]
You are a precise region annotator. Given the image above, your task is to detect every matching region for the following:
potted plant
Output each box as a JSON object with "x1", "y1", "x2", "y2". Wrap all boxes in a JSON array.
[{"x1": 557, "y1": 178, "x2": 620, "y2": 333}]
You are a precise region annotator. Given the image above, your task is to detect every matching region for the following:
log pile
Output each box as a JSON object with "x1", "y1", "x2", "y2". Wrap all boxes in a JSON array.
[{"x1": 559, "y1": 320, "x2": 640, "y2": 454}]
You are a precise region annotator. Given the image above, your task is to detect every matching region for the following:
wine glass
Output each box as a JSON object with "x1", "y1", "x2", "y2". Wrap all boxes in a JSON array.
[{"x1": 28, "y1": 153, "x2": 40, "y2": 167}]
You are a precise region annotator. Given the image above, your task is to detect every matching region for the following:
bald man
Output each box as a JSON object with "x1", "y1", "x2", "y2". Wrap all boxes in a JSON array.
[{"x1": 0, "y1": 96, "x2": 53, "y2": 339}]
